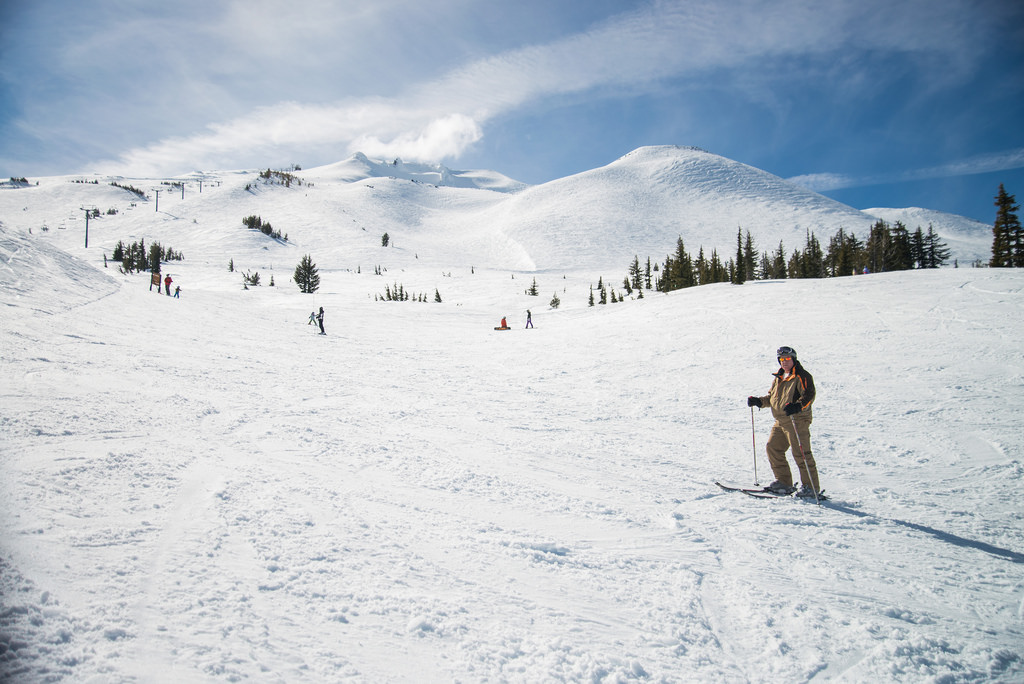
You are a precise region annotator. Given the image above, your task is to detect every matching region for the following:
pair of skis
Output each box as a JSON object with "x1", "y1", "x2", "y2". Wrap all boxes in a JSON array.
[{"x1": 715, "y1": 481, "x2": 828, "y2": 501}]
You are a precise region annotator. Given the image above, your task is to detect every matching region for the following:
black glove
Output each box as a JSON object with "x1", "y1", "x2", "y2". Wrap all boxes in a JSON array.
[
  {"x1": 784, "y1": 402, "x2": 801, "y2": 415},
  {"x1": 747, "y1": 396, "x2": 762, "y2": 408}
]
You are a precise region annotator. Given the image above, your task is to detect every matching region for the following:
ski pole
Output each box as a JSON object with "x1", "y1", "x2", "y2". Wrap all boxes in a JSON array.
[
  {"x1": 750, "y1": 406, "x2": 759, "y2": 485},
  {"x1": 789, "y1": 415, "x2": 819, "y2": 505}
]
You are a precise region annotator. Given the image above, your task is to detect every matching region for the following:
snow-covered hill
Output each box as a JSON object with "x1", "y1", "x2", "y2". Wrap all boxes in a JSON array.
[
  {"x1": 1, "y1": 218, "x2": 1022, "y2": 681},
  {"x1": 0, "y1": 146, "x2": 993, "y2": 282}
]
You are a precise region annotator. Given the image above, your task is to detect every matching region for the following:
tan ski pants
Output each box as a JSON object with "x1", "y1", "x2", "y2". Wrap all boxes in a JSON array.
[{"x1": 766, "y1": 416, "x2": 820, "y2": 491}]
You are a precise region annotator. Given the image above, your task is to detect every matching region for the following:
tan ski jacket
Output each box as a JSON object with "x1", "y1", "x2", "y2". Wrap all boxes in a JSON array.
[{"x1": 758, "y1": 362, "x2": 815, "y2": 422}]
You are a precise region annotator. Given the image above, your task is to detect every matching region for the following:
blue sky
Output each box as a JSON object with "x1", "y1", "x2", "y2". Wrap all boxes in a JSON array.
[{"x1": 1, "y1": 0, "x2": 1022, "y2": 223}]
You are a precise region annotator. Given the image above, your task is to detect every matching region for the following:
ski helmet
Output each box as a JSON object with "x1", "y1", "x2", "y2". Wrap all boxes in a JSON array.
[{"x1": 776, "y1": 346, "x2": 797, "y2": 360}]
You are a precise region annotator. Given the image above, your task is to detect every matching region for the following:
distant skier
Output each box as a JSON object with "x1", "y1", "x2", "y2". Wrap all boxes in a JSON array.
[
  {"x1": 164, "y1": 274, "x2": 173, "y2": 296},
  {"x1": 317, "y1": 307, "x2": 325, "y2": 335},
  {"x1": 525, "y1": 310, "x2": 533, "y2": 328},
  {"x1": 308, "y1": 311, "x2": 317, "y2": 325},
  {"x1": 746, "y1": 346, "x2": 820, "y2": 497},
  {"x1": 500, "y1": 316, "x2": 507, "y2": 329},
  {"x1": 173, "y1": 285, "x2": 180, "y2": 298}
]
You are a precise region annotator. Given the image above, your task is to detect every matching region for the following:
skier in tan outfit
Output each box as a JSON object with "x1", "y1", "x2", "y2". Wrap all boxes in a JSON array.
[{"x1": 747, "y1": 346, "x2": 821, "y2": 497}]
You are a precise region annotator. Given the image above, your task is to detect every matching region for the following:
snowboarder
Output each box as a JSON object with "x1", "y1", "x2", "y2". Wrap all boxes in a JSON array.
[
  {"x1": 173, "y1": 286, "x2": 180, "y2": 298},
  {"x1": 164, "y1": 274, "x2": 173, "y2": 296},
  {"x1": 317, "y1": 307, "x2": 325, "y2": 335},
  {"x1": 525, "y1": 310, "x2": 533, "y2": 328},
  {"x1": 746, "y1": 346, "x2": 820, "y2": 497}
]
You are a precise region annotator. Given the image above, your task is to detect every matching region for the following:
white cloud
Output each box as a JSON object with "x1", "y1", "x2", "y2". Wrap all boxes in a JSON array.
[
  {"x1": 349, "y1": 114, "x2": 483, "y2": 161},
  {"x1": 788, "y1": 148, "x2": 1024, "y2": 193},
  {"x1": 87, "y1": 0, "x2": 1001, "y2": 175},
  {"x1": 786, "y1": 173, "x2": 858, "y2": 192},
  {"x1": 903, "y1": 149, "x2": 1024, "y2": 181}
]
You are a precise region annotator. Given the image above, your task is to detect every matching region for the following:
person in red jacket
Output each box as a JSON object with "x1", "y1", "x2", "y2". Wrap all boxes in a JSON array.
[
  {"x1": 163, "y1": 274, "x2": 172, "y2": 296},
  {"x1": 747, "y1": 346, "x2": 820, "y2": 497}
]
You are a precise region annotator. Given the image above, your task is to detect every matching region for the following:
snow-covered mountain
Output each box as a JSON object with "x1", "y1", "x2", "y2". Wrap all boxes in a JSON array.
[{"x1": 0, "y1": 146, "x2": 993, "y2": 279}]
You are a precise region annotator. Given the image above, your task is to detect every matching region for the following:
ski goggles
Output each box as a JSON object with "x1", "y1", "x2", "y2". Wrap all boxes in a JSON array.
[{"x1": 778, "y1": 356, "x2": 794, "y2": 362}]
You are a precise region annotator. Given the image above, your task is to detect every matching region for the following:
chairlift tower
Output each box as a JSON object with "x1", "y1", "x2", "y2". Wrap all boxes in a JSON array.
[{"x1": 80, "y1": 205, "x2": 96, "y2": 248}]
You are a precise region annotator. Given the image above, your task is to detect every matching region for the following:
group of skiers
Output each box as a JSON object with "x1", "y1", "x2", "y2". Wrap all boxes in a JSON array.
[
  {"x1": 498, "y1": 310, "x2": 533, "y2": 329},
  {"x1": 307, "y1": 307, "x2": 325, "y2": 334}
]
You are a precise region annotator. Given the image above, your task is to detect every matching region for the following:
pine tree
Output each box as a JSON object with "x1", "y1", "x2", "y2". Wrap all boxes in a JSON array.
[
  {"x1": 696, "y1": 247, "x2": 708, "y2": 285},
  {"x1": 800, "y1": 230, "x2": 824, "y2": 278},
  {"x1": 923, "y1": 225, "x2": 951, "y2": 268},
  {"x1": 773, "y1": 241, "x2": 787, "y2": 279},
  {"x1": 629, "y1": 256, "x2": 643, "y2": 291},
  {"x1": 759, "y1": 251, "x2": 772, "y2": 279},
  {"x1": 709, "y1": 249, "x2": 725, "y2": 283},
  {"x1": 910, "y1": 227, "x2": 926, "y2": 269},
  {"x1": 293, "y1": 254, "x2": 320, "y2": 293},
  {"x1": 866, "y1": 220, "x2": 890, "y2": 273},
  {"x1": 826, "y1": 228, "x2": 853, "y2": 277},
  {"x1": 888, "y1": 221, "x2": 912, "y2": 271},
  {"x1": 991, "y1": 184, "x2": 1022, "y2": 267},
  {"x1": 788, "y1": 247, "x2": 802, "y2": 279},
  {"x1": 733, "y1": 228, "x2": 745, "y2": 284},
  {"x1": 743, "y1": 230, "x2": 757, "y2": 281},
  {"x1": 149, "y1": 242, "x2": 162, "y2": 274}
]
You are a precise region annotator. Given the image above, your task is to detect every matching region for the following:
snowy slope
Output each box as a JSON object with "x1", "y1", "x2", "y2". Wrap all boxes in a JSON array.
[
  {"x1": 463, "y1": 146, "x2": 880, "y2": 271},
  {"x1": 2, "y1": 239, "x2": 1024, "y2": 681},
  {"x1": 0, "y1": 146, "x2": 994, "y2": 281},
  {"x1": 1, "y1": 150, "x2": 1020, "y2": 682}
]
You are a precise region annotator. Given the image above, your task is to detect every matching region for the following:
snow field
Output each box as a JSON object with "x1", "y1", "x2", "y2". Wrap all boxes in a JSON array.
[
  {"x1": 0, "y1": 152, "x2": 1020, "y2": 682},
  {"x1": 2, "y1": 225, "x2": 1022, "y2": 681}
]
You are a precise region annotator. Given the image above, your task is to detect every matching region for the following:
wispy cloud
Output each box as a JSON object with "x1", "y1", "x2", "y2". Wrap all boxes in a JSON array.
[
  {"x1": 80, "y1": 0, "x2": 1000, "y2": 175},
  {"x1": 789, "y1": 148, "x2": 1024, "y2": 192}
]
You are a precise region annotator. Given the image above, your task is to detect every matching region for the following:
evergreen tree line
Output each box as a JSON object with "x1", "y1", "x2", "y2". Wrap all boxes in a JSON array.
[
  {"x1": 111, "y1": 238, "x2": 183, "y2": 274},
  {"x1": 242, "y1": 215, "x2": 287, "y2": 241},
  {"x1": 990, "y1": 184, "x2": 1023, "y2": 267},
  {"x1": 258, "y1": 168, "x2": 305, "y2": 188},
  {"x1": 110, "y1": 181, "x2": 146, "y2": 198},
  {"x1": 589, "y1": 276, "x2": 632, "y2": 306},
  {"x1": 621, "y1": 219, "x2": 953, "y2": 297},
  {"x1": 376, "y1": 283, "x2": 441, "y2": 303}
]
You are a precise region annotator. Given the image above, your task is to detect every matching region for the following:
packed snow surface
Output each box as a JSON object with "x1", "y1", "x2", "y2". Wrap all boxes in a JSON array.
[{"x1": 1, "y1": 151, "x2": 1021, "y2": 682}]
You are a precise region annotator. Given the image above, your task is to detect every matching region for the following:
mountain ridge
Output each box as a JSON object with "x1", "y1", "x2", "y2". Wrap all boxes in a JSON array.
[{"x1": 0, "y1": 146, "x2": 993, "y2": 273}]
